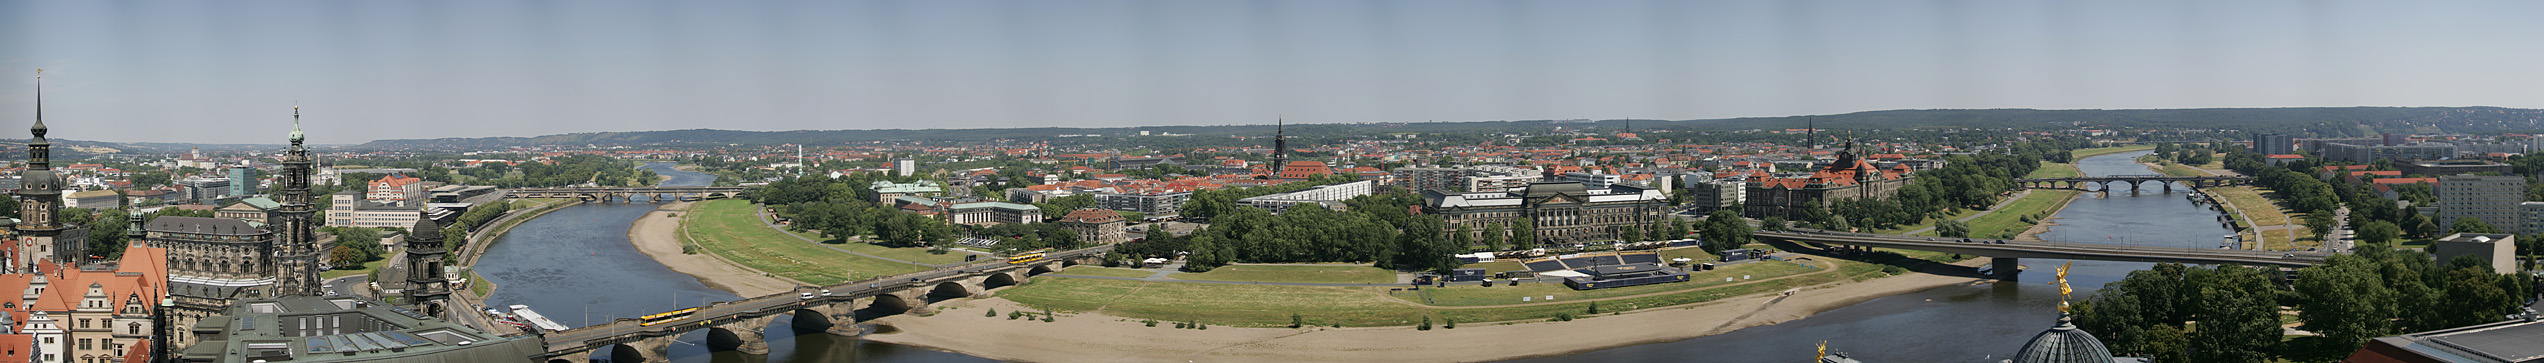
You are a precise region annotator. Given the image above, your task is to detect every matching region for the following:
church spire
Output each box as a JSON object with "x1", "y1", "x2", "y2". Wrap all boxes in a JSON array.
[{"x1": 1271, "y1": 116, "x2": 1288, "y2": 172}]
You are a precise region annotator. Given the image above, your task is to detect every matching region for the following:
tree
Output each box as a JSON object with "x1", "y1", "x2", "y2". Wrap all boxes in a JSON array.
[
  {"x1": 1183, "y1": 235, "x2": 1226, "y2": 272},
  {"x1": 2294, "y1": 255, "x2": 2396, "y2": 349},
  {"x1": 1452, "y1": 225, "x2": 1476, "y2": 250},
  {"x1": 1512, "y1": 221, "x2": 1538, "y2": 250},
  {"x1": 1481, "y1": 223, "x2": 1507, "y2": 252},
  {"x1": 2356, "y1": 220, "x2": 2401, "y2": 246},
  {"x1": 2410, "y1": 214, "x2": 2440, "y2": 239},
  {"x1": 328, "y1": 244, "x2": 367, "y2": 268},
  {"x1": 2451, "y1": 217, "x2": 2499, "y2": 234},
  {"x1": 1759, "y1": 216, "x2": 1788, "y2": 232},
  {"x1": 2304, "y1": 210, "x2": 2337, "y2": 240},
  {"x1": 1699, "y1": 210, "x2": 1753, "y2": 255},
  {"x1": 1935, "y1": 219, "x2": 1972, "y2": 238},
  {"x1": 1392, "y1": 215, "x2": 1463, "y2": 273},
  {"x1": 2187, "y1": 271, "x2": 2280, "y2": 363},
  {"x1": 87, "y1": 208, "x2": 130, "y2": 259},
  {"x1": 1618, "y1": 225, "x2": 1641, "y2": 242}
]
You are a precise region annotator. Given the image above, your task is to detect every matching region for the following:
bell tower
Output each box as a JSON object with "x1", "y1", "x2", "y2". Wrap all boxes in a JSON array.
[
  {"x1": 272, "y1": 105, "x2": 324, "y2": 296},
  {"x1": 14, "y1": 70, "x2": 80, "y2": 272},
  {"x1": 402, "y1": 218, "x2": 450, "y2": 316}
]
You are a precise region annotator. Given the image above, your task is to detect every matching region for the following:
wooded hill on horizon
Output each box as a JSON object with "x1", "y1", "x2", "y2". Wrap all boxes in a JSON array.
[{"x1": 10, "y1": 106, "x2": 2544, "y2": 154}]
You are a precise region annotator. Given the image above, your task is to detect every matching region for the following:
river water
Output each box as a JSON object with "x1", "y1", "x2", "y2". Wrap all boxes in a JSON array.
[
  {"x1": 1508, "y1": 150, "x2": 2230, "y2": 362},
  {"x1": 474, "y1": 163, "x2": 993, "y2": 363},
  {"x1": 486, "y1": 151, "x2": 2215, "y2": 363}
]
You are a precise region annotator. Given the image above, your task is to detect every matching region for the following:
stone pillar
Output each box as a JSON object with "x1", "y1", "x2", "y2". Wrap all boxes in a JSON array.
[
  {"x1": 1993, "y1": 257, "x2": 2021, "y2": 281},
  {"x1": 723, "y1": 315, "x2": 777, "y2": 355},
  {"x1": 800, "y1": 304, "x2": 862, "y2": 336},
  {"x1": 616, "y1": 335, "x2": 677, "y2": 363}
]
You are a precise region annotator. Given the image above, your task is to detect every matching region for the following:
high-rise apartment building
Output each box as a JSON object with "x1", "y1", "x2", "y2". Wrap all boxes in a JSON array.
[{"x1": 2438, "y1": 175, "x2": 2526, "y2": 234}]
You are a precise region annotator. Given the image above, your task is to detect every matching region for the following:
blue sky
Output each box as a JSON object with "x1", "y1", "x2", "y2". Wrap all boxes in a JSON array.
[{"x1": 4, "y1": 0, "x2": 2543, "y2": 144}]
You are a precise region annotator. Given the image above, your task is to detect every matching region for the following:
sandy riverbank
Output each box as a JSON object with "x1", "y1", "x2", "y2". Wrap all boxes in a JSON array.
[
  {"x1": 864, "y1": 261, "x2": 1993, "y2": 363},
  {"x1": 626, "y1": 201, "x2": 804, "y2": 297}
]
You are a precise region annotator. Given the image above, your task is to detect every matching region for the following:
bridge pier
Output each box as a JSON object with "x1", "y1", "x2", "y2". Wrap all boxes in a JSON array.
[
  {"x1": 1993, "y1": 257, "x2": 2021, "y2": 281},
  {"x1": 797, "y1": 304, "x2": 862, "y2": 336},
  {"x1": 714, "y1": 315, "x2": 779, "y2": 355},
  {"x1": 610, "y1": 335, "x2": 677, "y2": 363}
]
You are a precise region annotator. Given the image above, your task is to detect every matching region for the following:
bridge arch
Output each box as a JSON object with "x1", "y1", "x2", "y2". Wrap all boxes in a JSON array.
[
  {"x1": 1026, "y1": 264, "x2": 1057, "y2": 276},
  {"x1": 927, "y1": 281, "x2": 979, "y2": 302},
  {"x1": 704, "y1": 326, "x2": 751, "y2": 352},
  {"x1": 607, "y1": 342, "x2": 661, "y2": 363},
  {"x1": 858, "y1": 293, "x2": 916, "y2": 321},
  {"x1": 983, "y1": 272, "x2": 1021, "y2": 290}
]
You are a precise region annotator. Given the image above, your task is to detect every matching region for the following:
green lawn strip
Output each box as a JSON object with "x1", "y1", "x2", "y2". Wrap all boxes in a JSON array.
[
  {"x1": 687, "y1": 199, "x2": 926, "y2": 285},
  {"x1": 1435, "y1": 261, "x2": 1880, "y2": 324},
  {"x1": 1051, "y1": 266, "x2": 1158, "y2": 278},
  {"x1": 1881, "y1": 207, "x2": 1985, "y2": 235},
  {"x1": 1168, "y1": 264, "x2": 1397, "y2": 284},
  {"x1": 323, "y1": 253, "x2": 394, "y2": 279},
  {"x1": 2072, "y1": 145, "x2": 2156, "y2": 158},
  {"x1": 2154, "y1": 162, "x2": 2205, "y2": 177},
  {"x1": 1000, "y1": 277, "x2": 1425, "y2": 327},
  {"x1": 1406, "y1": 261, "x2": 1812, "y2": 307},
  {"x1": 1961, "y1": 190, "x2": 2080, "y2": 239},
  {"x1": 2210, "y1": 186, "x2": 2291, "y2": 227},
  {"x1": 777, "y1": 222, "x2": 973, "y2": 265},
  {"x1": 1656, "y1": 247, "x2": 1719, "y2": 264},
  {"x1": 469, "y1": 271, "x2": 494, "y2": 296},
  {"x1": 2025, "y1": 163, "x2": 2083, "y2": 179}
]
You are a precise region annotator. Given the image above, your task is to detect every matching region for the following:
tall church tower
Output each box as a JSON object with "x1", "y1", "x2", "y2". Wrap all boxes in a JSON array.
[
  {"x1": 14, "y1": 70, "x2": 81, "y2": 272},
  {"x1": 402, "y1": 218, "x2": 450, "y2": 316},
  {"x1": 1270, "y1": 118, "x2": 1287, "y2": 172},
  {"x1": 272, "y1": 105, "x2": 323, "y2": 296}
]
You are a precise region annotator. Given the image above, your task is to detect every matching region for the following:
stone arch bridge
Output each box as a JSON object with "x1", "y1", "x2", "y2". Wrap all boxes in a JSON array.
[
  {"x1": 2015, "y1": 175, "x2": 2249, "y2": 194},
  {"x1": 503, "y1": 186, "x2": 747, "y2": 203},
  {"x1": 531, "y1": 246, "x2": 1109, "y2": 362}
]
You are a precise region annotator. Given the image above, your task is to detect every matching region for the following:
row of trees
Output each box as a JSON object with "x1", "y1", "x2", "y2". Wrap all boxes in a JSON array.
[
  {"x1": 1112, "y1": 190, "x2": 1468, "y2": 273},
  {"x1": 2074, "y1": 246, "x2": 2535, "y2": 362},
  {"x1": 1818, "y1": 142, "x2": 2070, "y2": 232}
]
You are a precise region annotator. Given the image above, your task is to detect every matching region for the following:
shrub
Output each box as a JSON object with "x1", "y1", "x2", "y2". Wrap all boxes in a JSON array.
[
  {"x1": 1008, "y1": 311, "x2": 1022, "y2": 320},
  {"x1": 985, "y1": 309, "x2": 997, "y2": 317},
  {"x1": 1444, "y1": 318, "x2": 1456, "y2": 329},
  {"x1": 1418, "y1": 315, "x2": 1433, "y2": 331},
  {"x1": 1552, "y1": 313, "x2": 1575, "y2": 321},
  {"x1": 1144, "y1": 320, "x2": 1158, "y2": 327},
  {"x1": 1291, "y1": 313, "x2": 1304, "y2": 328},
  {"x1": 1587, "y1": 301, "x2": 1601, "y2": 314},
  {"x1": 1881, "y1": 265, "x2": 1907, "y2": 275}
]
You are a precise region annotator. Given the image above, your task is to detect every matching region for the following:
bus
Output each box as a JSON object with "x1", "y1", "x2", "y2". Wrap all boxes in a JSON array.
[
  {"x1": 1007, "y1": 250, "x2": 1050, "y2": 265},
  {"x1": 640, "y1": 308, "x2": 701, "y2": 326}
]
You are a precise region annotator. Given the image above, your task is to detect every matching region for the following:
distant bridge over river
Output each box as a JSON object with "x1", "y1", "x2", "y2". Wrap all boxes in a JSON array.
[
  {"x1": 502, "y1": 186, "x2": 747, "y2": 203},
  {"x1": 1756, "y1": 229, "x2": 2323, "y2": 280},
  {"x1": 2015, "y1": 175, "x2": 2250, "y2": 193}
]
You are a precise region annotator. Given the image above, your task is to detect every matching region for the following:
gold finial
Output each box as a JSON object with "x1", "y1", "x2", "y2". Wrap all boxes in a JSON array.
[
  {"x1": 1816, "y1": 340, "x2": 1828, "y2": 362},
  {"x1": 2054, "y1": 261, "x2": 2074, "y2": 312}
]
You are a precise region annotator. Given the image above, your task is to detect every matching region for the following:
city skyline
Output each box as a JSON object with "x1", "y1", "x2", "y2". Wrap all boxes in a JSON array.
[{"x1": 7, "y1": 1, "x2": 2544, "y2": 144}]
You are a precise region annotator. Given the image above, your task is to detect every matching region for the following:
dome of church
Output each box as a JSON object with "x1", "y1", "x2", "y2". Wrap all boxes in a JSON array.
[{"x1": 2013, "y1": 314, "x2": 2114, "y2": 363}]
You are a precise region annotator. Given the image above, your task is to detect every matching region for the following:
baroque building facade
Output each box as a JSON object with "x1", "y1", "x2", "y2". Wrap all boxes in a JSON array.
[
  {"x1": 1743, "y1": 141, "x2": 1914, "y2": 220},
  {"x1": 1422, "y1": 182, "x2": 1668, "y2": 244},
  {"x1": 146, "y1": 106, "x2": 331, "y2": 351}
]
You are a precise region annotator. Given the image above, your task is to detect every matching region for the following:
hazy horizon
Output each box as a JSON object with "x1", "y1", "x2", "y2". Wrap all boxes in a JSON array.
[{"x1": 8, "y1": 1, "x2": 2544, "y2": 144}]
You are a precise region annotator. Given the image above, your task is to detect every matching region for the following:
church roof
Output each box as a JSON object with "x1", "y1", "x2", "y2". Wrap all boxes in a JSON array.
[
  {"x1": 2013, "y1": 315, "x2": 2117, "y2": 363},
  {"x1": 147, "y1": 216, "x2": 267, "y2": 236}
]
